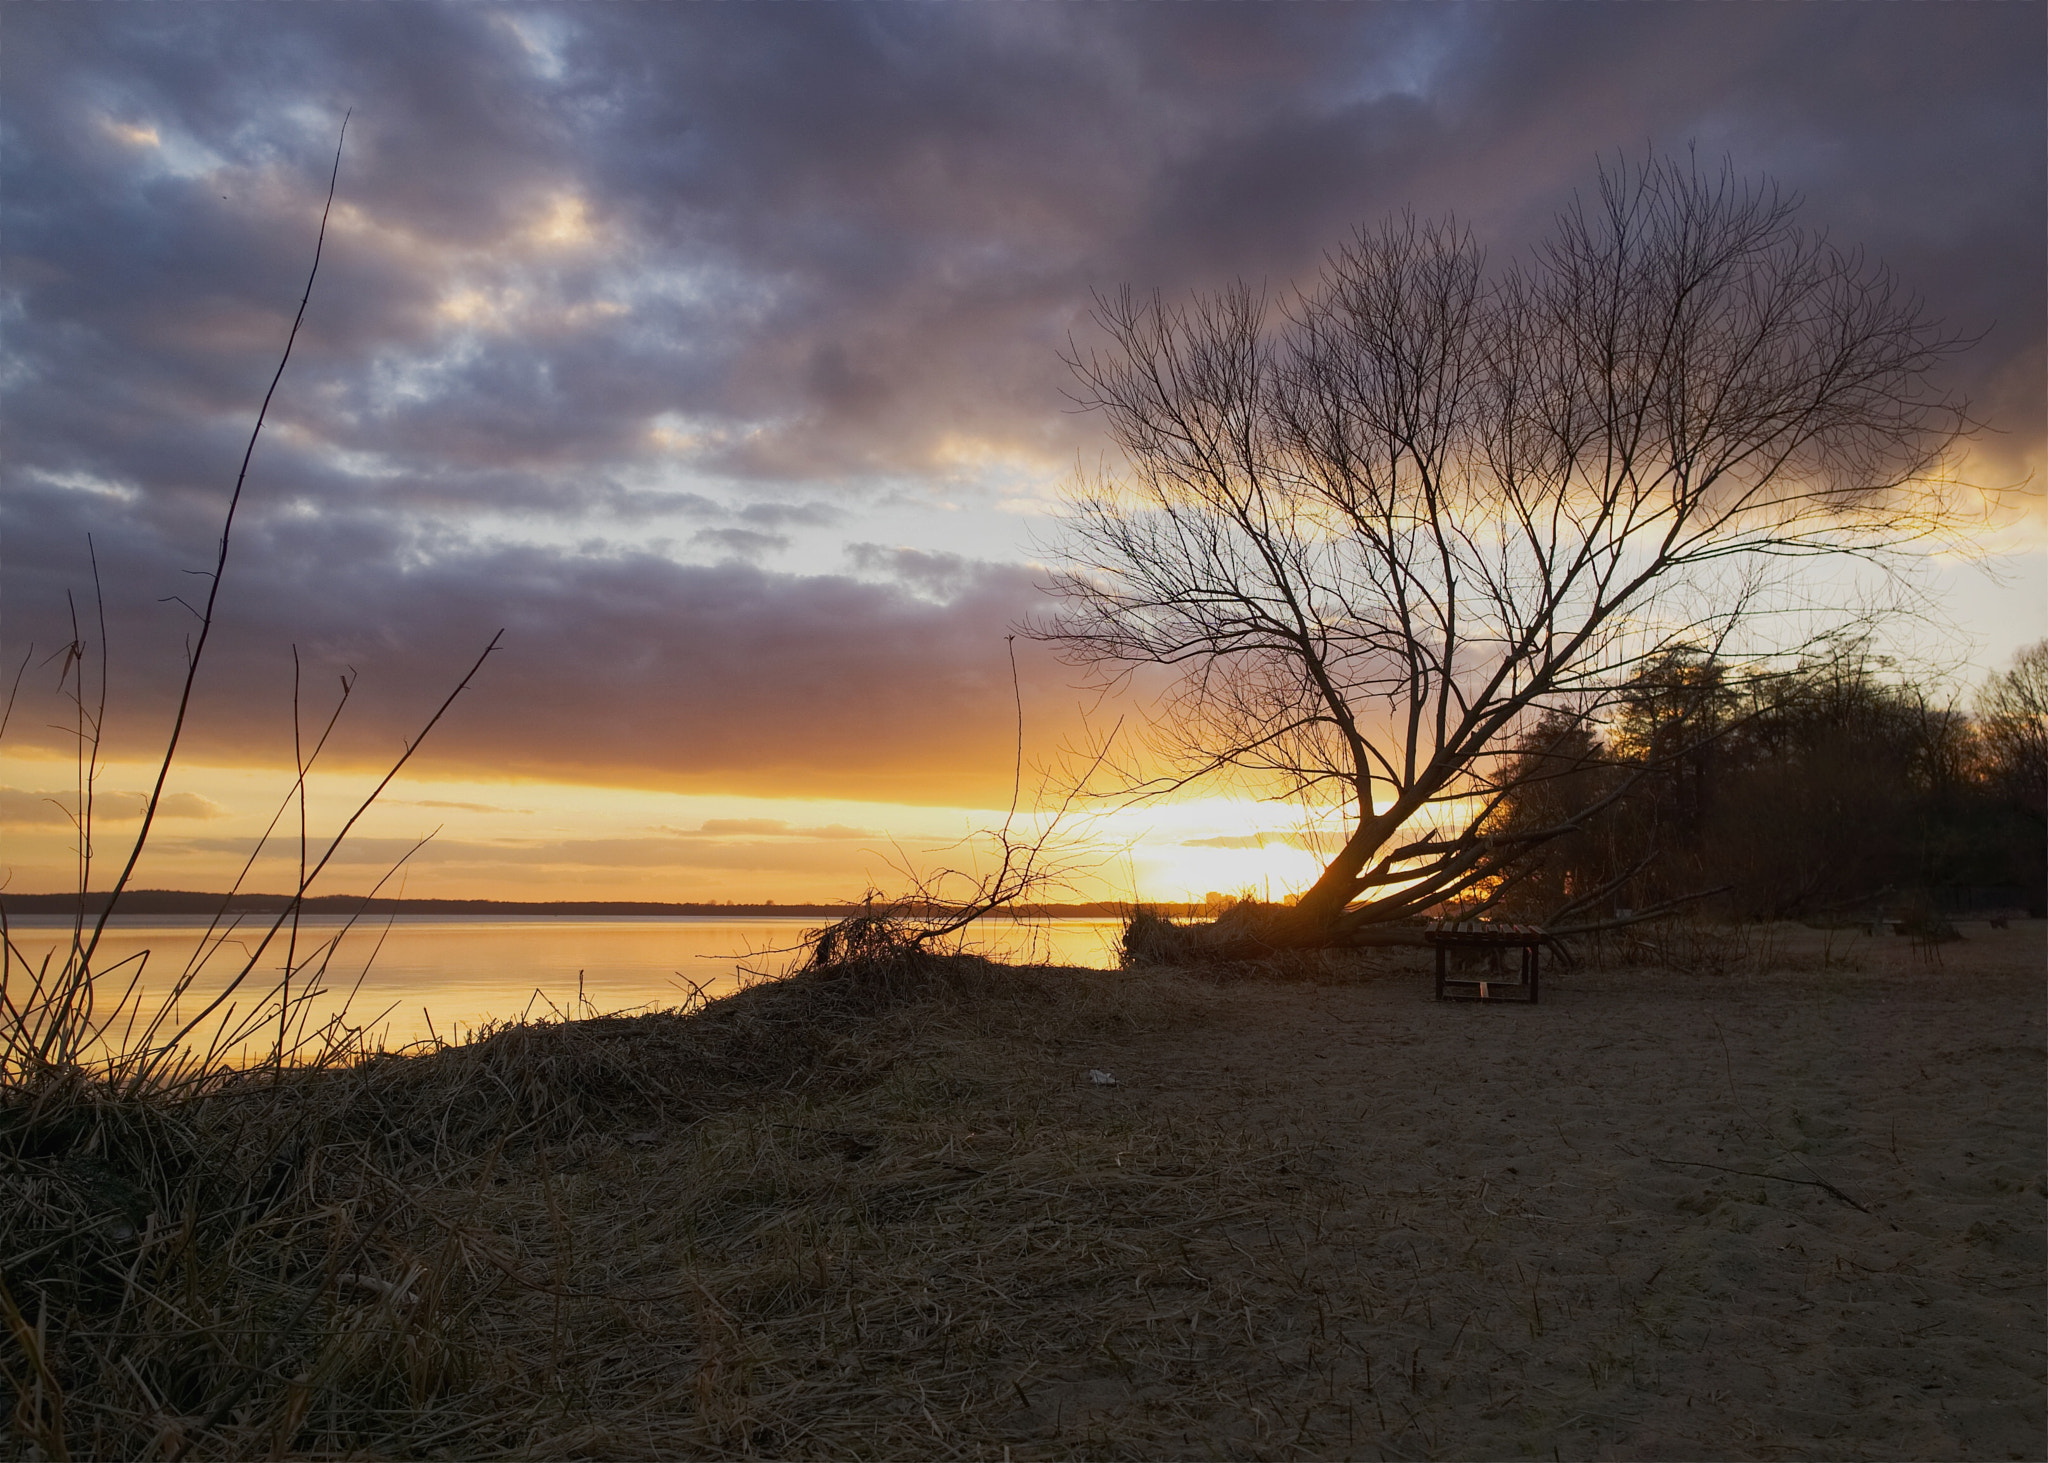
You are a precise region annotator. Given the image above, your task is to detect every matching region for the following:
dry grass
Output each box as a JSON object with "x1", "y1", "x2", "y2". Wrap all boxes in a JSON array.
[
  {"x1": 6, "y1": 920, "x2": 2042, "y2": 1460},
  {"x1": 1119, "y1": 904, "x2": 1422, "y2": 978},
  {"x1": 0, "y1": 938, "x2": 1260, "y2": 1459}
]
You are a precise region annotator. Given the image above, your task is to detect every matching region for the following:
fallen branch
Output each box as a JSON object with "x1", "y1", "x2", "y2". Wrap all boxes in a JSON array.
[{"x1": 1544, "y1": 886, "x2": 1733, "y2": 942}]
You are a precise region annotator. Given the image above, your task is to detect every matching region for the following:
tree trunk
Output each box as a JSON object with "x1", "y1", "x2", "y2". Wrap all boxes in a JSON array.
[{"x1": 1290, "y1": 809, "x2": 1399, "y2": 928}]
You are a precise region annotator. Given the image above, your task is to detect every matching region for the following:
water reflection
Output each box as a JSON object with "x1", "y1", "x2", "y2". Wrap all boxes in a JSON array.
[{"x1": 6, "y1": 914, "x2": 1126, "y2": 1057}]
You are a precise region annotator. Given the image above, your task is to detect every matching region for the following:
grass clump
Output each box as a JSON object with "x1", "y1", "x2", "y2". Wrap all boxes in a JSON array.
[
  {"x1": 1119, "y1": 902, "x2": 1294, "y2": 967},
  {"x1": 1120, "y1": 904, "x2": 1416, "y2": 983},
  {"x1": 0, "y1": 935, "x2": 1137, "y2": 1459}
]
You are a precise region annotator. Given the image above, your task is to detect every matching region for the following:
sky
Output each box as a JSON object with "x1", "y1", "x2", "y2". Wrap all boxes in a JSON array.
[{"x1": 3, "y1": 3, "x2": 2042, "y2": 905}]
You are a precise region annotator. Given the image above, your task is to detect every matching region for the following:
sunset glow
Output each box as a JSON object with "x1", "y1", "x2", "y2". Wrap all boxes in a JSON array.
[
  {"x1": 6, "y1": 18, "x2": 2040, "y2": 1458},
  {"x1": 3, "y1": 6, "x2": 2040, "y2": 907},
  {"x1": 0, "y1": 741, "x2": 1343, "y2": 907}
]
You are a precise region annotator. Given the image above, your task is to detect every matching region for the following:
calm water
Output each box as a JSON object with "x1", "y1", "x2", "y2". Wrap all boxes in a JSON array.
[{"x1": 6, "y1": 914, "x2": 1126, "y2": 1058}]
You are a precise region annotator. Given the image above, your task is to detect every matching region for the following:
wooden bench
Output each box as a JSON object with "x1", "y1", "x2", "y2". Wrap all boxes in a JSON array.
[{"x1": 1425, "y1": 919, "x2": 1545, "y2": 1004}]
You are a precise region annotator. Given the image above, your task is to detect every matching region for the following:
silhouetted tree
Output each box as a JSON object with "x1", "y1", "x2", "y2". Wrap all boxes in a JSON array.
[
  {"x1": 1469, "y1": 712, "x2": 1640, "y2": 927},
  {"x1": 1045, "y1": 152, "x2": 1971, "y2": 945},
  {"x1": 1704, "y1": 647, "x2": 1958, "y2": 917},
  {"x1": 1977, "y1": 639, "x2": 2048, "y2": 820},
  {"x1": 1482, "y1": 640, "x2": 2043, "y2": 925}
]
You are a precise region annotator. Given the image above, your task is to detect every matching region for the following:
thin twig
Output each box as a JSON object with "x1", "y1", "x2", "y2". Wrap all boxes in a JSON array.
[
  {"x1": 82, "y1": 112, "x2": 352, "y2": 979},
  {"x1": 1644, "y1": 1156, "x2": 1870, "y2": 1213}
]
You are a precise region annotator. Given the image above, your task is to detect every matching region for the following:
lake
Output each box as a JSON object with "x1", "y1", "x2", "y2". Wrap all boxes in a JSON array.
[{"x1": 5, "y1": 914, "x2": 1128, "y2": 1060}]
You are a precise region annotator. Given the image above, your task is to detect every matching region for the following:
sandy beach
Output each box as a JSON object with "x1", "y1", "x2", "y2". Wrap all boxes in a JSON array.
[
  {"x1": 355, "y1": 921, "x2": 2041, "y2": 1460},
  {"x1": 17, "y1": 921, "x2": 2040, "y2": 1460},
  {"x1": 1024, "y1": 924, "x2": 2046, "y2": 1458}
]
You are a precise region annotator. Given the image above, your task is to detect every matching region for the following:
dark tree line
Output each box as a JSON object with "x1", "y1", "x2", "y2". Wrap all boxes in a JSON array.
[{"x1": 1479, "y1": 639, "x2": 2047, "y2": 925}]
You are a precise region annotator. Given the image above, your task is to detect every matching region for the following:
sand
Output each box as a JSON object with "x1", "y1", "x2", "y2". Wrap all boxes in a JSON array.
[
  {"x1": 321, "y1": 921, "x2": 2043, "y2": 1460},
  {"x1": 1014, "y1": 921, "x2": 2046, "y2": 1458}
]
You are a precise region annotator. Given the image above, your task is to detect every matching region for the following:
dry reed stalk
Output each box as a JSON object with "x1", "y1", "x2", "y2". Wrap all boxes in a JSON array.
[{"x1": 4, "y1": 950, "x2": 1297, "y2": 1458}]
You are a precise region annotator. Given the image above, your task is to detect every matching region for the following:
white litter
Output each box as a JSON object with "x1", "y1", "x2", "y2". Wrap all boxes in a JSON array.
[{"x1": 1086, "y1": 1069, "x2": 1119, "y2": 1086}]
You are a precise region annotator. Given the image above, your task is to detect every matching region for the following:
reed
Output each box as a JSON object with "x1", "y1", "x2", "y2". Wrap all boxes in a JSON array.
[
  {"x1": 0, "y1": 122, "x2": 498, "y2": 1459},
  {"x1": 0, "y1": 126, "x2": 1170, "y2": 1460},
  {"x1": 4, "y1": 935, "x2": 1269, "y2": 1458}
]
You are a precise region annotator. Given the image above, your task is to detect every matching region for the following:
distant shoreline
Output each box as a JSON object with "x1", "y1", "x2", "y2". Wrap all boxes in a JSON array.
[{"x1": 0, "y1": 889, "x2": 1176, "y2": 919}]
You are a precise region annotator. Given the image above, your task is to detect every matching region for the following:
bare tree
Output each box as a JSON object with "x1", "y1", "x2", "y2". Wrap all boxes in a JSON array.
[
  {"x1": 1977, "y1": 639, "x2": 2048, "y2": 820},
  {"x1": 1041, "y1": 153, "x2": 1973, "y2": 946}
]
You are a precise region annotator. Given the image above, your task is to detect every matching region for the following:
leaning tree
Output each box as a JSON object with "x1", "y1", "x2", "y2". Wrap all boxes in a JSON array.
[{"x1": 1041, "y1": 153, "x2": 1974, "y2": 946}]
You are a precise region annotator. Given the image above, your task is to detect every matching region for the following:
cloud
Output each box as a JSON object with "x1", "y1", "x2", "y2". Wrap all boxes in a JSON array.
[
  {"x1": 5, "y1": 5, "x2": 2033, "y2": 521},
  {"x1": 846, "y1": 544, "x2": 980, "y2": 601},
  {"x1": 158, "y1": 831, "x2": 900, "y2": 878},
  {"x1": 0, "y1": 3, "x2": 2037, "y2": 831},
  {"x1": 737, "y1": 502, "x2": 843, "y2": 530},
  {"x1": 1, "y1": 495, "x2": 1062, "y2": 805},
  {"x1": 693, "y1": 819, "x2": 878, "y2": 839},
  {"x1": 0, "y1": 788, "x2": 225, "y2": 827},
  {"x1": 691, "y1": 527, "x2": 789, "y2": 562},
  {"x1": 695, "y1": 818, "x2": 792, "y2": 836},
  {"x1": 0, "y1": 789, "x2": 76, "y2": 829},
  {"x1": 158, "y1": 792, "x2": 226, "y2": 821}
]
